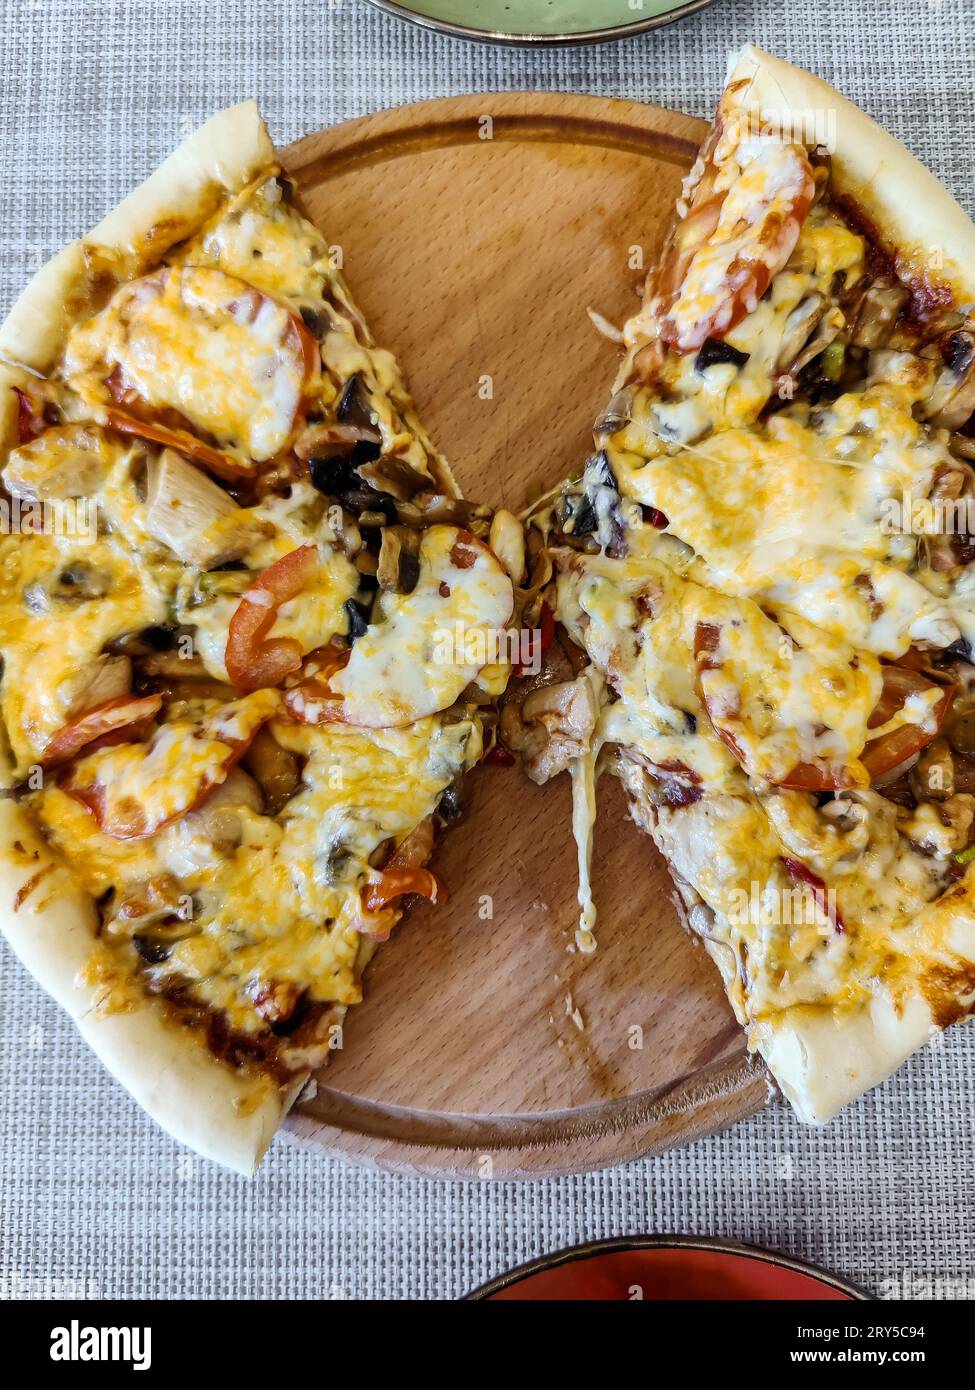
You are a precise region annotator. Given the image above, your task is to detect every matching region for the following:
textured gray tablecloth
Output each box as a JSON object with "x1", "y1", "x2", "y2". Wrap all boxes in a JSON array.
[{"x1": 1, "y1": 0, "x2": 974, "y2": 1302}]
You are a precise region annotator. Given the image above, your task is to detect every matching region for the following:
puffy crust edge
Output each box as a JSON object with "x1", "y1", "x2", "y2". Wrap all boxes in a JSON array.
[
  {"x1": 0, "y1": 101, "x2": 275, "y2": 374},
  {"x1": 0, "y1": 797, "x2": 294, "y2": 1173},
  {"x1": 725, "y1": 45, "x2": 975, "y2": 308}
]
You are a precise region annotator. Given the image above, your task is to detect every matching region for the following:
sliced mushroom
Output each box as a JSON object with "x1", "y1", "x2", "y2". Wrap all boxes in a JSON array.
[
  {"x1": 774, "y1": 293, "x2": 826, "y2": 374},
  {"x1": 294, "y1": 420, "x2": 381, "y2": 463},
  {"x1": 489, "y1": 509, "x2": 526, "y2": 585},
  {"x1": 504, "y1": 675, "x2": 597, "y2": 785},
  {"x1": 68, "y1": 655, "x2": 132, "y2": 714},
  {"x1": 790, "y1": 307, "x2": 845, "y2": 377},
  {"x1": 376, "y1": 525, "x2": 421, "y2": 594},
  {"x1": 146, "y1": 449, "x2": 271, "y2": 569},
  {"x1": 3, "y1": 422, "x2": 116, "y2": 500},
  {"x1": 182, "y1": 767, "x2": 264, "y2": 849},
  {"x1": 594, "y1": 386, "x2": 634, "y2": 438},
  {"x1": 849, "y1": 278, "x2": 910, "y2": 349},
  {"x1": 924, "y1": 464, "x2": 974, "y2": 572},
  {"x1": 357, "y1": 454, "x2": 428, "y2": 502},
  {"x1": 922, "y1": 331, "x2": 975, "y2": 432},
  {"x1": 910, "y1": 737, "x2": 954, "y2": 802}
]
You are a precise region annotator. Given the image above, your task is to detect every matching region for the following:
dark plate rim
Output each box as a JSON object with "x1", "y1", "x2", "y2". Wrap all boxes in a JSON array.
[
  {"x1": 361, "y1": 0, "x2": 716, "y2": 48},
  {"x1": 465, "y1": 1234, "x2": 874, "y2": 1299}
]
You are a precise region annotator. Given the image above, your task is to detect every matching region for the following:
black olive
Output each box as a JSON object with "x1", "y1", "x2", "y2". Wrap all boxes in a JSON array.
[
  {"x1": 943, "y1": 638, "x2": 974, "y2": 663},
  {"x1": 587, "y1": 450, "x2": 619, "y2": 492},
  {"x1": 344, "y1": 598, "x2": 370, "y2": 641},
  {"x1": 143, "y1": 624, "x2": 177, "y2": 651},
  {"x1": 566, "y1": 493, "x2": 598, "y2": 536},
  {"x1": 350, "y1": 438, "x2": 382, "y2": 467},
  {"x1": 695, "y1": 339, "x2": 750, "y2": 372},
  {"x1": 336, "y1": 374, "x2": 374, "y2": 429},
  {"x1": 310, "y1": 454, "x2": 359, "y2": 494},
  {"x1": 436, "y1": 781, "x2": 464, "y2": 824},
  {"x1": 944, "y1": 331, "x2": 975, "y2": 377},
  {"x1": 133, "y1": 935, "x2": 171, "y2": 964},
  {"x1": 300, "y1": 305, "x2": 330, "y2": 338}
]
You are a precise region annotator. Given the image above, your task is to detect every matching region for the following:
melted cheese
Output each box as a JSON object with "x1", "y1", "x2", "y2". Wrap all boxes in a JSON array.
[
  {"x1": 64, "y1": 267, "x2": 309, "y2": 462},
  {"x1": 325, "y1": 526, "x2": 513, "y2": 727},
  {"x1": 31, "y1": 715, "x2": 481, "y2": 1033},
  {"x1": 0, "y1": 529, "x2": 170, "y2": 774}
]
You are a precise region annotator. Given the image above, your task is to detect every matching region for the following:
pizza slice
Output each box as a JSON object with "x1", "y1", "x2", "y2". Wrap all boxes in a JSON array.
[
  {"x1": 513, "y1": 47, "x2": 975, "y2": 1123},
  {"x1": 0, "y1": 104, "x2": 526, "y2": 1171}
]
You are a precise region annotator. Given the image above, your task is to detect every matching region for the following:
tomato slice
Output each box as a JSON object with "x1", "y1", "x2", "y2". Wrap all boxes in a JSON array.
[
  {"x1": 106, "y1": 410, "x2": 251, "y2": 481},
  {"x1": 513, "y1": 600, "x2": 555, "y2": 677},
  {"x1": 658, "y1": 143, "x2": 815, "y2": 352},
  {"x1": 91, "y1": 268, "x2": 317, "y2": 465},
  {"x1": 225, "y1": 544, "x2": 320, "y2": 693},
  {"x1": 861, "y1": 682, "x2": 955, "y2": 780},
  {"x1": 283, "y1": 525, "x2": 514, "y2": 729},
  {"x1": 62, "y1": 691, "x2": 278, "y2": 840},
  {"x1": 781, "y1": 856, "x2": 845, "y2": 933},
  {"x1": 41, "y1": 694, "x2": 163, "y2": 769},
  {"x1": 13, "y1": 387, "x2": 44, "y2": 444},
  {"x1": 697, "y1": 622, "x2": 955, "y2": 791}
]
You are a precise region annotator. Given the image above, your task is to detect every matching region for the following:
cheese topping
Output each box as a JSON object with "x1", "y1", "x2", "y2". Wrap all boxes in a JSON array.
[{"x1": 64, "y1": 266, "x2": 311, "y2": 462}]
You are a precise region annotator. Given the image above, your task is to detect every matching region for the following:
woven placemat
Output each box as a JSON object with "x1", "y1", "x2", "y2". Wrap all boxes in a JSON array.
[{"x1": 1, "y1": 0, "x2": 973, "y2": 1301}]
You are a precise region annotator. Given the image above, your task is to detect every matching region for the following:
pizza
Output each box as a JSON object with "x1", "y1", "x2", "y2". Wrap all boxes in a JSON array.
[
  {"x1": 0, "y1": 103, "x2": 526, "y2": 1172},
  {"x1": 511, "y1": 47, "x2": 975, "y2": 1123}
]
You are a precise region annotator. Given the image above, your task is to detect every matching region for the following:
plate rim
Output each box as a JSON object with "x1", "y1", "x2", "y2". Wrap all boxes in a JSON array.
[
  {"x1": 361, "y1": 0, "x2": 717, "y2": 48},
  {"x1": 464, "y1": 1234, "x2": 874, "y2": 1299}
]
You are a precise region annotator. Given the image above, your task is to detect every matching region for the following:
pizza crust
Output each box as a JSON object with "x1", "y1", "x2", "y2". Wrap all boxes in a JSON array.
[
  {"x1": 725, "y1": 45, "x2": 975, "y2": 308},
  {"x1": 0, "y1": 101, "x2": 275, "y2": 375},
  {"x1": 0, "y1": 798, "x2": 294, "y2": 1173}
]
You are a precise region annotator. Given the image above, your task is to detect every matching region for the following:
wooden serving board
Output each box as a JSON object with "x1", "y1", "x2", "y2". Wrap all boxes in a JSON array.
[{"x1": 281, "y1": 93, "x2": 771, "y2": 1178}]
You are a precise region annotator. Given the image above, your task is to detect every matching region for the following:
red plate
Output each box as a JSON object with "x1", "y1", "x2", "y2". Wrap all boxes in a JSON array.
[{"x1": 467, "y1": 1236, "x2": 869, "y2": 1300}]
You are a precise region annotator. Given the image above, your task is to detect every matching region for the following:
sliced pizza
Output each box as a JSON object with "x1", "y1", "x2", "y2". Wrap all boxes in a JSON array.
[
  {"x1": 0, "y1": 104, "x2": 524, "y2": 1172},
  {"x1": 514, "y1": 47, "x2": 975, "y2": 1123}
]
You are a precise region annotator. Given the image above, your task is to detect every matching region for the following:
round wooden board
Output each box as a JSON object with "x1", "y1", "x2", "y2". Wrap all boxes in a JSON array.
[{"x1": 280, "y1": 93, "x2": 772, "y2": 1178}]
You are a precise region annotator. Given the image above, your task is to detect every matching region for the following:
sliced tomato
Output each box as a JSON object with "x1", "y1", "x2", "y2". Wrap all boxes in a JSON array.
[
  {"x1": 659, "y1": 143, "x2": 815, "y2": 352},
  {"x1": 697, "y1": 623, "x2": 955, "y2": 791},
  {"x1": 861, "y1": 682, "x2": 955, "y2": 781},
  {"x1": 13, "y1": 387, "x2": 44, "y2": 444},
  {"x1": 482, "y1": 743, "x2": 515, "y2": 767},
  {"x1": 62, "y1": 690, "x2": 278, "y2": 840},
  {"x1": 513, "y1": 600, "x2": 555, "y2": 677},
  {"x1": 226, "y1": 544, "x2": 320, "y2": 693},
  {"x1": 283, "y1": 524, "x2": 514, "y2": 730},
  {"x1": 361, "y1": 868, "x2": 443, "y2": 916},
  {"x1": 93, "y1": 268, "x2": 318, "y2": 465},
  {"x1": 781, "y1": 856, "x2": 845, "y2": 933},
  {"x1": 106, "y1": 410, "x2": 251, "y2": 481},
  {"x1": 41, "y1": 694, "x2": 163, "y2": 769}
]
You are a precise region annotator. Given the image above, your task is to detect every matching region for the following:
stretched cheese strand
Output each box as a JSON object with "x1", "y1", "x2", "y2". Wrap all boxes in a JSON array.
[{"x1": 569, "y1": 667, "x2": 605, "y2": 954}]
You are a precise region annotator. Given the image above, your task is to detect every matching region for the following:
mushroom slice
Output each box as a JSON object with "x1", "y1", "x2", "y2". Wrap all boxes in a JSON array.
[
  {"x1": 849, "y1": 278, "x2": 910, "y2": 349},
  {"x1": 146, "y1": 449, "x2": 270, "y2": 568},
  {"x1": 773, "y1": 293, "x2": 826, "y2": 374},
  {"x1": 284, "y1": 525, "x2": 514, "y2": 729},
  {"x1": 69, "y1": 655, "x2": 132, "y2": 713},
  {"x1": 922, "y1": 331, "x2": 975, "y2": 432},
  {"x1": 376, "y1": 525, "x2": 421, "y2": 594},
  {"x1": 489, "y1": 509, "x2": 526, "y2": 586},
  {"x1": 2, "y1": 422, "x2": 116, "y2": 500},
  {"x1": 507, "y1": 675, "x2": 598, "y2": 785}
]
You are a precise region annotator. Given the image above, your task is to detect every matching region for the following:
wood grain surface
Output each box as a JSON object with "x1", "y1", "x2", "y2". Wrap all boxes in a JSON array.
[{"x1": 280, "y1": 93, "x2": 771, "y2": 1178}]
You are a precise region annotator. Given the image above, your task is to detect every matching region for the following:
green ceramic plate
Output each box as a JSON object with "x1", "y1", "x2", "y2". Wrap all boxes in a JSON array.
[{"x1": 363, "y1": 0, "x2": 716, "y2": 46}]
